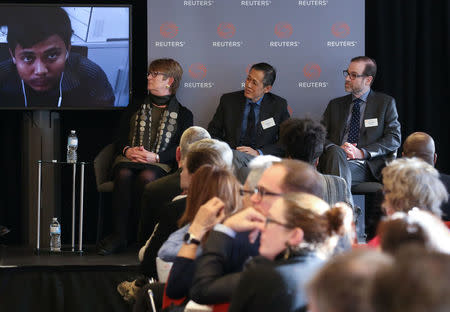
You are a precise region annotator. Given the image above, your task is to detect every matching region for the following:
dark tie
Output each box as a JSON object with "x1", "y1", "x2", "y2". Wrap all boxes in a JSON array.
[
  {"x1": 242, "y1": 102, "x2": 256, "y2": 147},
  {"x1": 348, "y1": 98, "x2": 362, "y2": 144}
]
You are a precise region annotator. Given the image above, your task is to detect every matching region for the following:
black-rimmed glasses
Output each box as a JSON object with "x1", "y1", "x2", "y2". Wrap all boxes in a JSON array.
[
  {"x1": 147, "y1": 71, "x2": 167, "y2": 78},
  {"x1": 265, "y1": 217, "x2": 294, "y2": 229},
  {"x1": 239, "y1": 186, "x2": 282, "y2": 200},
  {"x1": 343, "y1": 70, "x2": 366, "y2": 80}
]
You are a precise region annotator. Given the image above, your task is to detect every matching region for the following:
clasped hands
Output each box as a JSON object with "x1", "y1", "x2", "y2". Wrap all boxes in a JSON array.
[
  {"x1": 189, "y1": 197, "x2": 266, "y2": 243},
  {"x1": 236, "y1": 146, "x2": 259, "y2": 156},
  {"x1": 125, "y1": 146, "x2": 158, "y2": 163},
  {"x1": 340, "y1": 142, "x2": 364, "y2": 160}
]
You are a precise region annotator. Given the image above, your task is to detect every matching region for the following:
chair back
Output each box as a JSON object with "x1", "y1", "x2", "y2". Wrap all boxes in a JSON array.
[
  {"x1": 94, "y1": 143, "x2": 116, "y2": 190},
  {"x1": 156, "y1": 256, "x2": 173, "y2": 283}
]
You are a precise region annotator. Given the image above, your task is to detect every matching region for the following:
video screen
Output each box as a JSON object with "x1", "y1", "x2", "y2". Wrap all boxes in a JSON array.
[{"x1": 0, "y1": 5, "x2": 130, "y2": 109}]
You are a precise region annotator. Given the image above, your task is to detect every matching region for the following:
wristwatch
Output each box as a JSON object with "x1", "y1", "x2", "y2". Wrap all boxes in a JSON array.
[{"x1": 183, "y1": 232, "x2": 200, "y2": 245}]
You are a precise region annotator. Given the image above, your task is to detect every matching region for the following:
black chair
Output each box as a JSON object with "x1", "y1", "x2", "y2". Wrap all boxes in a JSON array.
[
  {"x1": 352, "y1": 182, "x2": 383, "y2": 242},
  {"x1": 93, "y1": 143, "x2": 115, "y2": 243}
]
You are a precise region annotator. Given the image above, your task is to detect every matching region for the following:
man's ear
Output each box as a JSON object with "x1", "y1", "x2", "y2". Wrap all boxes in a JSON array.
[
  {"x1": 9, "y1": 49, "x2": 16, "y2": 64},
  {"x1": 434, "y1": 153, "x2": 437, "y2": 166},
  {"x1": 263, "y1": 84, "x2": 272, "y2": 94},
  {"x1": 176, "y1": 146, "x2": 181, "y2": 164}
]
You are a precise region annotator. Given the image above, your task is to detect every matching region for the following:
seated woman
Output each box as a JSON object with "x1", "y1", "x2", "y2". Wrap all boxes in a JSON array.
[
  {"x1": 98, "y1": 58, "x2": 193, "y2": 255},
  {"x1": 228, "y1": 193, "x2": 346, "y2": 312},
  {"x1": 368, "y1": 157, "x2": 448, "y2": 248}
]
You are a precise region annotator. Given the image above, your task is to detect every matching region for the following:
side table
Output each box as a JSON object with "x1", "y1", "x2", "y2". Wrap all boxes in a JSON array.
[{"x1": 36, "y1": 160, "x2": 89, "y2": 253}]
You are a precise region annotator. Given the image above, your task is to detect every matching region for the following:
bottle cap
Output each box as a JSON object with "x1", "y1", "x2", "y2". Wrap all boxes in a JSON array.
[
  {"x1": 52, "y1": 217, "x2": 57, "y2": 221},
  {"x1": 70, "y1": 130, "x2": 76, "y2": 134}
]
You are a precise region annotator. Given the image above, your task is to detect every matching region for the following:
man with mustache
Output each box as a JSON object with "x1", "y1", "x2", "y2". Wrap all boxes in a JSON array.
[
  {"x1": 0, "y1": 6, "x2": 114, "y2": 107},
  {"x1": 319, "y1": 56, "x2": 401, "y2": 193},
  {"x1": 207, "y1": 62, "x2": 290, "y2": 169}
]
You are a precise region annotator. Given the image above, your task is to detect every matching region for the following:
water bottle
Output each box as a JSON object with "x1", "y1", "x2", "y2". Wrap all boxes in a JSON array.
[
  {"x1": 50, "y1": 217, "x2": 61, "y2": 252},
  {"x1": 67, "y1": 130, "x2": 78, "y2": 163}
]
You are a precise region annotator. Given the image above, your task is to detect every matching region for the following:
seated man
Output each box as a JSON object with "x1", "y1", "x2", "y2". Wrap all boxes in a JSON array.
[
  {"x1": 138, "y1": 126, "x2": 211, "y2": 242},
  {"x1": 0, "y1": 7, "x2": 115, "y2": 107},
  {"x1": 319, "y1": 56, "x2": 401, "y2": 192},
  {"x1": 207, "y1": 62, "x2": 290, "y2": 168},
  {"x1": 402, "y1": 132, "x2": 450, "y2": 221}
]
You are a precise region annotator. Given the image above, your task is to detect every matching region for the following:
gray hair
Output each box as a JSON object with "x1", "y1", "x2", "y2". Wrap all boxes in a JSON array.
[
  {"x1": 382, "y1": 157, "x2": 448, "y2": 217},
  {"x1": 188, "y1": 139, "x2": 233, "y2": 169},
  {"x1": 245, "y1": 155, "x2": 281, "y2": 190},
  {"x1": 179, "y1": 126, "x2": 211, "y2": 160}
]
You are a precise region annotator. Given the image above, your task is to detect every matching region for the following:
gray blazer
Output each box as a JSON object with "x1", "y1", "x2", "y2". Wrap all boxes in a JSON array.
[{"x1": 322, "y1": 90, "x2": 401, "y2": 179}]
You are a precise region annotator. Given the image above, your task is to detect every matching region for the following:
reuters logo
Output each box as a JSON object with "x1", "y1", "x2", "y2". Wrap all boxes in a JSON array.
[
  {"x1": 189, "y1": 63, "x2": 207, "y2": 80},
  {"x1": 217, "y1": 23, "x2": 236, "y2": 39},
  {"x1": 160, "y1": 23, "x2": 179, "y2": 39},
  {"x1": 274, "y1": 22, "x2": 293, "y2": 39},
  {"x1": 331, "y1": 22, "x2": 350, "y2": 38},
  {"x1": 303, "y1": 63, "x2": 321, "y2": 79}
]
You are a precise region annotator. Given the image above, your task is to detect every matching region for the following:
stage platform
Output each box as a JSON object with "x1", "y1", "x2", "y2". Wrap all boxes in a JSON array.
[{"x1": 0, "y1": 244, "x2": 142, "y2": 312}]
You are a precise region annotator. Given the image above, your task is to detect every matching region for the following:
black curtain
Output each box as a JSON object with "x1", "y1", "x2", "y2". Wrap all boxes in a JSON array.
[{"x1": 366, "y1": 0, "x2": 450, "y2": 173}]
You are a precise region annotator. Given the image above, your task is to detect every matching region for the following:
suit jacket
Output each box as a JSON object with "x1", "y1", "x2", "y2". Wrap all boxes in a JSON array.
[
  {"x1": 208, "y1": 90, "x2": 290, "y2": 156},
  {"x1": 228, "y1": 253, "x2": 324, "y2": 312},
  {"x1": 322, "y1": 90, "x2": 401, "y2": 179},
  {"x1": 440, "y1": 173, "x2": 450, "y2": 221},
  {"x1": 190, "y1": 230, "x2": 260, "y2": 304}
]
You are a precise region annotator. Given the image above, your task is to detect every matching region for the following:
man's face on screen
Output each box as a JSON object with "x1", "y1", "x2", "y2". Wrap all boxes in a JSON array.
[{"x1": 11, "y1": 34, "x2": 68, "y2": 92}]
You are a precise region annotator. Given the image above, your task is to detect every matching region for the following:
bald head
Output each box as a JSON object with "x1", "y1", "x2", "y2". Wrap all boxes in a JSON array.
[{"x1": 402, "y1": 132, "x2": 436, "y2": 166}]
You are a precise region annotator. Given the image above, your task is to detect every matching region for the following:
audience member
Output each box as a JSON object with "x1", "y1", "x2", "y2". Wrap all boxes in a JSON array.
[
  {"x1": 139, "y1": 139, "x2": 232, "y2": 278},
  {"x1": 369, "y1": 245, "x2": 450, "y2": 312},
  {"x1": 319, "y1": 56, "x2": 401, "y2": 193},
  {"x1": 402, "y1": 131, "x2": 450, "y2": 220},
  {"x1": 228, "y1": 193, "x2": 346, "y2": 312},
  {"x1": 138, "y1": 126, "x2": 210, "y2": 243},
  {"x1": 367, "y1": 157, "x2": 448, "y2": 247},
  {"x1": 307, "y1": 249, "x2": 393, "y2": 312},
  {"x1": 98, "y1": 58, "x2": 193, "y2": 255},
  {"x1": 280, "y1": 117, "x2": 353, "y2": 208},
  {"x1": 208, "y1": 62, "x2": 290, "y2": 168},
  {"x1": 190, "y1": 159, "x2": 324, "y2": 304},
  {"x1": 377, "y1": 208, "x2": 450, "y2": 255},
  {"x1": 163, "y1": 165, "x2": 242, "y2": 299}
]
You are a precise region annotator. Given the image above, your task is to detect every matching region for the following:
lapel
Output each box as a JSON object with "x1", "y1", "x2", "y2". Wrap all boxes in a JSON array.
[
  {"x1": 338, "y1": 94, "x2": 353, "y2": 144},
  {"x1": 358, "y1": 90, "x2": 376, "y2": 145},
  {"x1": 234, "y1": 91, "x2": 247, "y2": 146}
]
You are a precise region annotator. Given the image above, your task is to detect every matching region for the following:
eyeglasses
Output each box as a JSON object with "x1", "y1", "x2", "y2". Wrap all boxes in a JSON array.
[
  {"x1": 343, "y1": 70, "x2": 367, "y2": 80},
  {"x1": 239, "y1": 186, "x2": 282, "y2": 201},
  {"x1": 265, "y1": 217, "x2": 294, "y2": 229},
  {"x1": 147, "y1": 71, "x2": 167, "y2": 78}
]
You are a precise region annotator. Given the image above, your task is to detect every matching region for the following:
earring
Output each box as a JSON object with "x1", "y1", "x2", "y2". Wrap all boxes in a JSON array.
[
  {"x1": 284, "y1": 243, "x2": 292, "y2": 260},
  {"x1": 165, "y1": 85, "x2": 170, "y2": 89}
]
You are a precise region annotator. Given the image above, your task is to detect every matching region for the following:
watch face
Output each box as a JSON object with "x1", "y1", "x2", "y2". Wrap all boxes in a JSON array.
[{"x1": 183, "y1": 232, "x2": 190, "y2": 242}]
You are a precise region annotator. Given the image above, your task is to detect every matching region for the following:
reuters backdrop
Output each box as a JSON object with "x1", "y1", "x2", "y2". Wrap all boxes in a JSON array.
[{"x1": 147, "y1": 0, "x2": 364, "y2": 126}]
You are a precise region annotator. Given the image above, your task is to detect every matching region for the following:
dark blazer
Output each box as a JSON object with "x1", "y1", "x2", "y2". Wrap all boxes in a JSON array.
[
  {"x1": 116, "y1": 95, "x2": 193, "y2": 167},
  {"x1": 228, "y1": 254, "x2": 324, "y2": 312},
  {"x1": 322, "y1": 90, "x2": 401, "y2": 179},
  {"x1": 190, "y1": 230, "x2": 260, "y2": 304},
  {"x1": 208, "y1": 90, "x2": 290, "y2": 156},
  {"x1": 440, "y1": 173, "x2": 450, "y2": 221}
]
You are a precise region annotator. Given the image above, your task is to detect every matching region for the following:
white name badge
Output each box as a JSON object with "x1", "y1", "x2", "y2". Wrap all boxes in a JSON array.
[
  {"x1": 261, "y1": 117, "x2": 276, "y2": 129},
  {"x1": 364, "y1": 118, "x2": 378, "y2": 128}
]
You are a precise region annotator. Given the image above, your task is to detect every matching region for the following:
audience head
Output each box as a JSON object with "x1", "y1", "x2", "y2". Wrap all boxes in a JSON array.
[
  {"x1": 147, "y1": 58, "x2": 183, "y2": 95},
  {"x1": 259, "y1": 192, "x2": 345, "y2": 260},
  {"x1": 402, "y1": 132, "x2": 436, "y2": 166},
  {"x1": 178, "y1": 126, "x2": 211, "y2": 162},
  {"x1": 381, "y1": 157, "x2": 448, "y2": 217},
  {"x1": 250, "y1": 159, "x2": 324, "y2": 215},
  {"x1": 377, "y1": 208, "x2": 450, "y2": 255},
  {"x1": 280, "y1": 118, "x2": 326, "y2": 166},
  {"x1": 345, "y1": 56, "x2": 376, "y2": 96},
  {"x1": 244, "y1": 62, "x2": 276, "y2": 102},
  {"x1": 178, "y1": 165, "x2": 242, "y2": 228},
  {"x1": 6, "y1": 7, "x2": 72, "y2": 93},
  {"x1": 180, "y1": 139, "x2": 233, "y2": 190},
  {"x1": 369, "y1": 245, "x2": 450, "y2": 312},
  {"x1": 242, "y1": 155, "x2": 281, "y2": 208},
  {"x1": 307, "y1": 249, "x2": 393, "y2": 312}
]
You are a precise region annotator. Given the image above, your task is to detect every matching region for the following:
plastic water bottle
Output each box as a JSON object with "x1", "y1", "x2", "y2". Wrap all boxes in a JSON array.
[
  {"x1": 50, "y1": 217, "x2": 61, "y2": 252},
  {"x1": 67, "y1": 130, "x2": 78, "y2": 163}
]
